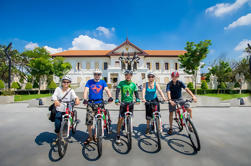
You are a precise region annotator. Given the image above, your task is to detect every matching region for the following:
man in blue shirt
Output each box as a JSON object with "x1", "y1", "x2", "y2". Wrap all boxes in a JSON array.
[
  {"x1": 166, "y1": 71, "x2": 197, "y2": 135},
  {"x1": 83, "y1": 69, "x2": 113, "y2": 144}
]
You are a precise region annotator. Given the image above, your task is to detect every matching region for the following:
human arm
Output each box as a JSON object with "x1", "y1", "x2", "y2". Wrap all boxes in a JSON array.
[{"x1": 142, "y1": 83, "x2": 146, "y2": 102}]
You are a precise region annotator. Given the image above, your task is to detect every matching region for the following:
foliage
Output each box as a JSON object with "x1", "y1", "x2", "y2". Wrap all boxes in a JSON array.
[
  {"x1": 11, "y1": 82, "x2": 21, "y2": 90},
  {"x1": 178, "y1": 40, "x2": 212, "y2": 94},
  {"x1": 48, "y1": 81, "x2": 57, "y2": 90},
  {"x1": 187, "y1": 82, "x2": 194, "y2": 90},
  {"x1": 25, "y1": 82, "x2": 33, "y2": 90},
  {"x1": 201, "y1": 80, "x2": 208, "y2": 90},
  {"x1": 52, "y1": 57, "x2": 72, "y2": 80},
  {"x1": 0, "y1": 80, "x2": 5, "y2": 89}
]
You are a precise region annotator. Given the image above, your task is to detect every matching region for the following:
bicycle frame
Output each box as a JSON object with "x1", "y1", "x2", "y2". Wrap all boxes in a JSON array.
[
  {"x1": 175, "y1": 103, "x2": 191, "y2": 134},
  {"x1": 146, "y1": 101, "x2": 163, "y2": 133},
  {"x1": 124, "y1": 103, "x2": 133, "y2": 134},
  {"x1": 61, "y1": 102, "x2": 74, "y2": 138}
]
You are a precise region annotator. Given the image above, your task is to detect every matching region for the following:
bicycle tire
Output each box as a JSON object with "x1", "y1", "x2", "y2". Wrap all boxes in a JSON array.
[
  {"x1": 72, "y1": 110, "x2": 77, "y2": 134},
  {"x1": 175, "y1": 113, "x2": 183, "y2": 132},
  {"x1": 58, "y1": 120, "x2": 68, "y2": 157},
  {"x1": 186, "y1": 118, "x2": 201, "y2": 151},
  {"x1": 106, "y1": 109, "x2": 112, "y2": 135},
  {"x1": 97, "y1": 119, "x2": 103, "y2": 157},
  {"x1": 155, "y1": 117, "x2": 161, "y2": 151},
  {"x1": 127, "y1": 116, "x2": 132, "y2": 150}
]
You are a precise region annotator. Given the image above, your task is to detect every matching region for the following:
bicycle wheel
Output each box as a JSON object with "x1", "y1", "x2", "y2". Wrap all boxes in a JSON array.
[
  {"x1": 126, "y1": 116, "x2": 132, "y2": 150},
  {"x1": 58, "y1": 121, "x2": 68, "y2": 157},
  {"x1": 105, "y1": 110, "x2": 112, "y2": 135},
  {"x1": 97, "y1": 119, "x2": 103, "y2": 157},
  {"x1": 186, "y1": 118, "x2": 201, "y2": 151},
  {"x1": 72, "y1": 110, "x2": 77, "y2": 134},
  {"x1": 155, "y1": 116, "x2": 161, "y2": 151}
]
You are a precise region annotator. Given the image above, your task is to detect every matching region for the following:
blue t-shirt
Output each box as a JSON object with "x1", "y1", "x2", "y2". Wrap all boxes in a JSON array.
[
  {"x1": 166, "y1": 80, "x2": 186, "y2": 99},
  {"x1": 85, "y1": 79, "x2": 107, "y2": 103}
]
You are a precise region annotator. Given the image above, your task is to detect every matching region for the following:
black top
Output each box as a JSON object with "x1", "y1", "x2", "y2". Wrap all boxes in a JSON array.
[{"x1": 166, "y1": 80, "x2": 186, "y2": 99}]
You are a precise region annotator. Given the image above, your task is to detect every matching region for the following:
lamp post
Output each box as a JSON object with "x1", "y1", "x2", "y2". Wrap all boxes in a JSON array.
[{"x1": 4, "y1": 42, "x2": 12, "y2": 90}]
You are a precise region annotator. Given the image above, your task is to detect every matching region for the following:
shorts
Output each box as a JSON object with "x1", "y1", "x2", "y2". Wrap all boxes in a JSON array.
[
  {"x1": 145, "y1": 98, "x2": 160, "y2": 120},
  {"x1": 169, "y1": 98, "x2": 190, "y2": 112},
  {"x1": 119, "y1": 102, "x2": 134, "y2": 118},
  {"x1": 85, "y1": 104, "x2": 104, "y2": 125}
]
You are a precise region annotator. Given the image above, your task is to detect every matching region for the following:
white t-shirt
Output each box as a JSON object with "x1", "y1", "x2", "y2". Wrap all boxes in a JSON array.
[{"x1": 52, "y1": 87, "x2": 78, "y2": 112}]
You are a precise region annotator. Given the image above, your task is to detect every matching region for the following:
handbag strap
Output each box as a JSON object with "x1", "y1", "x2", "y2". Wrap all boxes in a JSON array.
[{"x1": 59, "y1": 88, "x2": 72, "y2": 102}]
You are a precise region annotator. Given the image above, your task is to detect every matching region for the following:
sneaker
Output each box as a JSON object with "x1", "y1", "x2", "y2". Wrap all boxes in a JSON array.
[{"x1": 115, "y1": 135, "x2": 121, "y2": 144}]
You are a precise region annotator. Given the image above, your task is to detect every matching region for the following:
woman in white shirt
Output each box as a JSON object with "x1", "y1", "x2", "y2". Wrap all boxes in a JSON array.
[{"x1": 52, "y1": 76, "x2": 80, "y2": 138}]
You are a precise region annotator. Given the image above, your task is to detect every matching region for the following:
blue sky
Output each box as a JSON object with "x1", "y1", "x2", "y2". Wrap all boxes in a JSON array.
[{"x1": 1, "y1": 0, "x2": 251, "y2": 72}]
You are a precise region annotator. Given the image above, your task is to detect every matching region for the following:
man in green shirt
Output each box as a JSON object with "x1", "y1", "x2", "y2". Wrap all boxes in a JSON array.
[{"x1": 115, "y1": 70, "x2": 140, "y2": 144}]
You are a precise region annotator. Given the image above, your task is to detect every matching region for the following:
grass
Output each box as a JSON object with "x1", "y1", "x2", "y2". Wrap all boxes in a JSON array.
[
  {"x1": 198, "y1": 93, "x2": 251, "y2": 101},
  {"x1": 14, "y1": 93, "x2": 51, "y2": 102}
]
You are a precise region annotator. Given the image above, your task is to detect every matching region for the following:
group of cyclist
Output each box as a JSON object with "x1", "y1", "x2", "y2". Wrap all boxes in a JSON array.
[{"x1": 52, "y1": 69, "x2": 197, "y2": 145}]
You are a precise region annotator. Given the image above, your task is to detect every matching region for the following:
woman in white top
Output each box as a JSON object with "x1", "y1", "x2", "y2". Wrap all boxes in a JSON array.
[{"x1": 52, "y1": 76, "x2": 80, "y2": 138}]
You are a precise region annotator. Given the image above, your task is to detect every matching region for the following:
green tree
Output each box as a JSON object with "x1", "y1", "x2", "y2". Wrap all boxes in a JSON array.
[
  {"x1": 209, "y1": 60, "x2": 232, "y2": 94},
  {"x1": 11, "y1": 82, "x2": 20, "y2": 90},
  {"x1": 0, "y1": 80, "x2": 5, "y2": 90},
  {"x1": 187, "y1": 82, "x2": 194, "y2": 90},
  {"x1": 201, "y1": 80, "x2": 208, "y2": 94},
  {"x1": 25, "y1": 82, "x2": 33, "y2": 95},
  {"x1": 24, "y1": 47, "x2": 53, "y2": 94},
  {"x1": 0, "y1": 45, "x2": 29, "y2": 84},
  {"x1": 178, "y1": 40, "x2": 212, "y2": 94},
  {"x1": 52, "y1": 57, "x2": 72, "y2": 81},
  {"x1": 48, "y1": 81, "x2": 57, "y2": 93}
]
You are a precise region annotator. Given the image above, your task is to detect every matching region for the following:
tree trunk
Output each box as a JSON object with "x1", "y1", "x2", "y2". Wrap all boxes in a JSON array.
[
  {"x1": 38, "y1": 76, "x2": 41, "y2": 95},
  {"x1": 194, "y1": 71, "x2": 197, "y2": 95}
]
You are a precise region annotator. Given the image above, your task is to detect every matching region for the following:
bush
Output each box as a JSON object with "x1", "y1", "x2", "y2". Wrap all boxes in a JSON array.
[
  {"x1": 1, "y1": 90, "x2": 15, "y2": 96},
  {"x1": 187, "y1": 82, "x2": 194, "y2": 90},
  {"x1": 201, "y1": 80, "x2": 208, "y2": 90},
  {"x1": 11, "y1": 82, "x2": 21, "y2": 90},
  {"x1": 25, "y1": 82, "x2": 33, "y2": 90},
  {"x1": 0, "y1": 80, "x2": 5, "y2": 89},
  {"x1": 48, "y1": 81, "x2": 57, "y2": 90}
]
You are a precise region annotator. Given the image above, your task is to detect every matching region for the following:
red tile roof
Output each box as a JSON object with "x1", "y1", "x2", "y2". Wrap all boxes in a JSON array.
[{"x1": 51, "y1": 50, "x2": 186, "y2": 57}]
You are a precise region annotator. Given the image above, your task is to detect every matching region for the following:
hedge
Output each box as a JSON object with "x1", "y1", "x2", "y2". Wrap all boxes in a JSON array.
[{"x1": 190, "y1": 89, "x2": 251, "y2": 94}]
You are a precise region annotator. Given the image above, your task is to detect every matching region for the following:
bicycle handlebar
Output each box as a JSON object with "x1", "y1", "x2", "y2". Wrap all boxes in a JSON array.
[{"x1": 145, "y1": 100, "x2": 166, "y2": 104}]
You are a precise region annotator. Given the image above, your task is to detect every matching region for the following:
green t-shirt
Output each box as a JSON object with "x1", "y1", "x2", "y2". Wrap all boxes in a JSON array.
[{"x1": 117, "y1": 80, "x2": 138, "y2": 102}]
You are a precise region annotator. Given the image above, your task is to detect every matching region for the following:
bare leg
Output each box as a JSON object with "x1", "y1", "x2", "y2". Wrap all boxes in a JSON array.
[
  {"x1": 169, "y1": 112, "x2": 173, "y2": 129},
  {"x1": 117, "y1": 117, "x2": 124, "y2": 135},
  {"x1": 186, "y1": 108, "x2": 192, "y2": 119},
  {"x1": 146, "y1": 120, "x2": 150, "y2": 129},
  {"x1": 87, "y1": 125, "x2": 93, "y2": 138}
]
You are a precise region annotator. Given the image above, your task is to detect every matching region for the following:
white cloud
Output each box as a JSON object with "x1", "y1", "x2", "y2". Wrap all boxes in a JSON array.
[
  {"x1": 24, "y1": 42, "x2": 39, "y2": 50},
  {"x1": 235, "y1": 39, "x2": 251, "y2": 51},
  {"x1": 44, "y1": 46, "x2": 63, "y2": 54},
  {"x1": 224, "y1": 13, "x2": 251, "y2": 30},
  {"x1": 96, "y1": 26, "x2": 115, "y2": 37},
  {"x1": 234, "y1": 39, "x2": 251, "y2": 57},
  {"x1": 206, "y1": 0, "x2": 249, "y2": 17},
  {"x1": 69, "y1": 35, "x2": 116, "y2": 50}
]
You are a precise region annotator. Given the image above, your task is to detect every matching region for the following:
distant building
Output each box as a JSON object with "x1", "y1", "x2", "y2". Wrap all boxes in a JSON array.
[{"x1": 51, "y1": 39, "x2": 200, "y2": 87}]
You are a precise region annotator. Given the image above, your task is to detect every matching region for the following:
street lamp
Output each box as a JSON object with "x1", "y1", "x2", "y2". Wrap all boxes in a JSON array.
[{"x1": 4, "y1": 42, "x2": 12, "y2": 90}]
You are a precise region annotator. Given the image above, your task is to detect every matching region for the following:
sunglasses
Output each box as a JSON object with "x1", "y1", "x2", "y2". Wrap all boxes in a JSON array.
[
  {"x1": 94, "y1": 74, "x2": 101, "y2": 76},
  {"x1": 62, "y1": 81, "x2": 70, "y2": 84},
  {"x1": 148, "y1": 76, "x2": 155, "y2": 78}
]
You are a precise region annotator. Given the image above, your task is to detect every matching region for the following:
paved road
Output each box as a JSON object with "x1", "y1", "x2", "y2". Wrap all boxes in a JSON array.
[{"x1": 0, "y1": 103, "x2": 251, "y2": 166}]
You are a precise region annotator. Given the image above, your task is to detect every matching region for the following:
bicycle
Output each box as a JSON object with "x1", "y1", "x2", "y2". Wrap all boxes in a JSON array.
[
  {"x1": 57, "y1": 101, "x2": 78, "y2": 157},
  {"x1": 172, "y1": 99, "x2": 201, "y2": 151},
  {"x1": 119, "y1": 101, "x2": 138, "y2": 151},
  {"x1": 145, "y1": 100, "x2": 165, "y2": 151},
  {"x1": 87, "y1": 100, "x2": 112, "y2": 157}
]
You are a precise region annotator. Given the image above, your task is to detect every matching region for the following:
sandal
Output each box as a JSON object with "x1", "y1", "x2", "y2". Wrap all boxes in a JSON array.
[
  {"x1": 84, "y1": 137, "x2": 93, "y2": 145},
  {"x1": 168, "y1": 128, "x2": 173, "y2": 135},
  {"x1": 93, "y1": 135, "x2": 97, "y2": 142}
]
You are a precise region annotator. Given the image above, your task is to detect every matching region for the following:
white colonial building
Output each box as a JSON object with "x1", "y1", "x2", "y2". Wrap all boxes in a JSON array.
[{"x1": 51, "y1": 39, "x2": 200, "y2": 88}]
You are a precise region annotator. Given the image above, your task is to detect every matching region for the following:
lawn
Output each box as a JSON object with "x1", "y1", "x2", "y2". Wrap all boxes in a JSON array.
[
  {"x1": 198, "y1": 93, "x2": 251, "y2": 100},
  {"x1": 14, "y1": 93, "x2": 52, "y2": 102}
]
